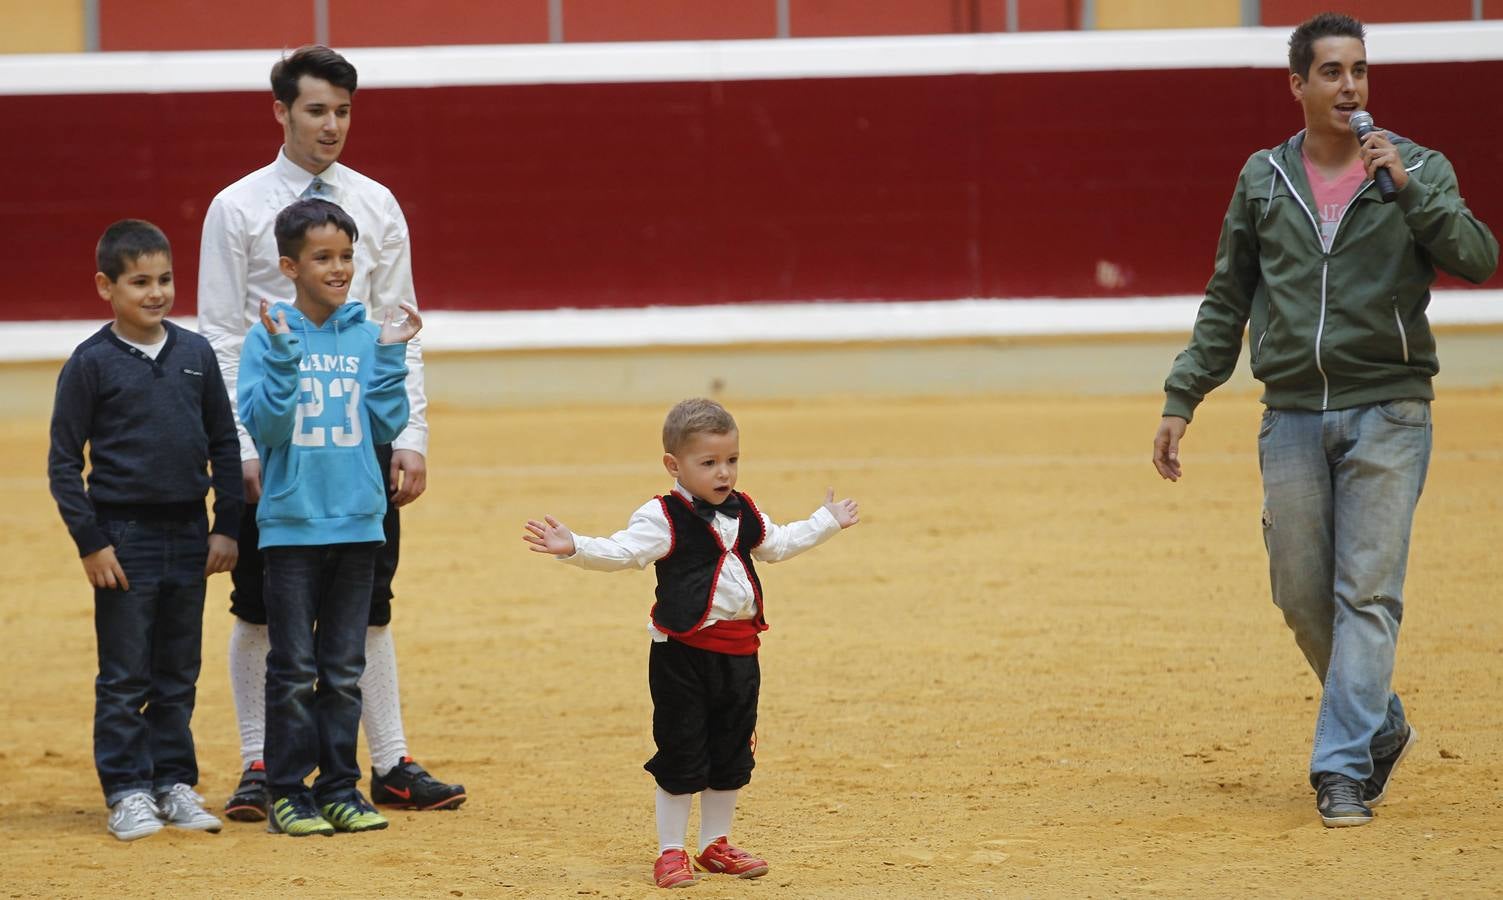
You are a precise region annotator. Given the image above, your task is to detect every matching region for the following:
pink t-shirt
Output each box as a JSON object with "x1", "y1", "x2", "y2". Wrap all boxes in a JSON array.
[{"x1": 1302, "y1": 150, "x2": 1367, "y2": 248}]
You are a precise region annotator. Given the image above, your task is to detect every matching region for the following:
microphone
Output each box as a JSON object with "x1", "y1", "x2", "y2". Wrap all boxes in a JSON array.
[{"x1": 1349, "y1": 110, "x2": 1398, "y2": 203}]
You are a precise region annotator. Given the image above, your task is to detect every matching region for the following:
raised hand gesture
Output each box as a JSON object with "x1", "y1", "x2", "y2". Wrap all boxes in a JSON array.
[
  {"x1": 258, "y1": 299, "x2": 290, "y2": 335},
  {"x1": 523, "y1": 515, "x2": 577, "y2": 556},
  {"x1": 379, "y1": 303, "x2": 423, "y2": 345},
  {"x1": 822, "y1": 487, "x2": 860, "y2": 529}
]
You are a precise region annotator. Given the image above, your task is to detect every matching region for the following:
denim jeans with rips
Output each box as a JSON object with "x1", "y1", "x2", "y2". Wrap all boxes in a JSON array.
[
  {"x1": 262, "y1": 543, "x2": 378, "y2": 803},
  {"x1": 93, "y1": 516, "x2": 208, "y2": 806},
  {"x1": 1257, "y1": 399, "x2": 1431, "y2": 784}
]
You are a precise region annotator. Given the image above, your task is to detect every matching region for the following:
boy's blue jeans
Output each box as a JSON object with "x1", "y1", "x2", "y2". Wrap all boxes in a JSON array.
[
  {"x1": 1257, "y1": 400, "x2": 1430, "y2": 784},
  {"x1": 93, "y1": 516, "x2": 208, "y2": 807},
  {"x1": 263, "y1": 543, "x2": 378, "y2": 803}
]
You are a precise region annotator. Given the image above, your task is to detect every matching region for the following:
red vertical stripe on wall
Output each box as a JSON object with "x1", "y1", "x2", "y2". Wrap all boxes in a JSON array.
[
  {"x1": 788, "y1": 0, "x2": 962, "y2": 37},
  {"x1": 1260, "y1": 0, "x2": 1474, "y2": 25},
  {"x1": 99, "y1": 0, "x2": 315, "y2": 51},
  {"x1": 329, "y1": 0, "x2": 551, "y2": 46},
  {"x1": 560, "y1": 0, "x2": 778, "y2": 42}
]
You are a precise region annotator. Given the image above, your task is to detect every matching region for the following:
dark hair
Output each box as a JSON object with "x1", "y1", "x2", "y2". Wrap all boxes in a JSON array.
[
  {"x1": 96, "y1": 219, "x2": 171, "y2": 281},
  {"x1": 270, "y1": 45, "x2": 358, "y2": 107},
  {"x1": 274, "y1": 199, "x2": 359, "y2": 259},
  {"x1": 1288, "y1": 12, "x2": 1365, "y2": 78}
]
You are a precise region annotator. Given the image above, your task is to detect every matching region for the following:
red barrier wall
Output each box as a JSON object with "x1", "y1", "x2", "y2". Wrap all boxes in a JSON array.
[
  {"x1": 2, "y1": 62, "x2": 1499, "y2": 320},
  {"x1": 1260, "y1": 0, "x2": 1477, "y2": 25},
  {"x1": 95, "y1": 0, "x2": 1081, "y2": 50}
]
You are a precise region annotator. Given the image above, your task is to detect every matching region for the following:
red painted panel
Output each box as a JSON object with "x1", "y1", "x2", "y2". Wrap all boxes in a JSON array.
[
  {"x1": 974, "y1": 0, "x2": 1079, "y2": 31},
  {"x1": 330, "y1": 0, "x2": 551, "y2": 46},
  {"x1": 1, "y1": 62, "x2": 1498, "y2": 321},
  {"x1": 561, "y1": 0, "x2": 777, "y2": 42},
  {"x1": 1018, "y1": 0, "x2": 1079, "y2": 31},
  {"x1": 789, "y1": 0, "x2": 960, "y2": 37},
  {"x1": 1261, "y1": 0, "x2": 1474, "y2": 25},
  {"x1": 99, "y1": 0, "x2": 314, "y2": 51}
]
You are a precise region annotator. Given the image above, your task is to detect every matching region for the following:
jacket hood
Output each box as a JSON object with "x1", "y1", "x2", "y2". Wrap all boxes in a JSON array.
[
  {"x1": 268, "y1": 300, "x2": 368, "y2": 331},
  {"x1": 1276, "y1": 127, "x2": 1420, "y2": 163}
]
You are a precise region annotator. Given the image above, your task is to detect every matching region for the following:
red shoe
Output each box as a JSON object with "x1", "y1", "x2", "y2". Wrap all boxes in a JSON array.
[
  {"x1": 654, "y1": 849, "x2": 698, "y2": 889},
  {"x1": 693, "y1": 837, "x2": 769, "y2": 878}
]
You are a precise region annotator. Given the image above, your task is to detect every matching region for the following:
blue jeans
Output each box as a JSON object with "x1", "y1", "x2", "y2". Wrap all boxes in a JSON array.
[
  {"x1": 1257, "y1": 400, "x2": 1431, "y2": 783},
  {"x1": 92, "y1": 516, "x2": 208, "y2": 806},
  {"x1": 263, "y1": 543, "x2": 377, "y2": 802}
]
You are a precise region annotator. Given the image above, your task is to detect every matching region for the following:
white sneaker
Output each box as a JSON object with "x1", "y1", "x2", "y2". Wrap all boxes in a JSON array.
[
  {"x1": 156, "y1": 783, "x2": 223, "y2": 833},
  {"x1": 108, "y1": 791, "x2": 164, "y2": 841}
]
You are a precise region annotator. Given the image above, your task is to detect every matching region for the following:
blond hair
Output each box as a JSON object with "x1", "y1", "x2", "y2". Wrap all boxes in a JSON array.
[{"x1": 662, "y1": 398, "x2": 737, "y2": 454}]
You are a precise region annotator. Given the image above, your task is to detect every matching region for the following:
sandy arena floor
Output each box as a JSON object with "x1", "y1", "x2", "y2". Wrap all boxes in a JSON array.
[{"x1": 2, "y1": 336, "x2": 1501, "y2": 898}]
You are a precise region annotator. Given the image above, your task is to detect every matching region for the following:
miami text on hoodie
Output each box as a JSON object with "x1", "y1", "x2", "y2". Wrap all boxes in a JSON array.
[{"x1": 238, "y1": 300, "x2": 409, "y2": 548}]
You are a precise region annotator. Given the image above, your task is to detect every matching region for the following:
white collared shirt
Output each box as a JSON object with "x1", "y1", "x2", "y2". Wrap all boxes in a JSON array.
[
  {"x1": 197, "y1": 148, "x2": 428, "y2": 459},
  {"x1": 563, "y1": 484, "x2": 841, "y2": 640}
]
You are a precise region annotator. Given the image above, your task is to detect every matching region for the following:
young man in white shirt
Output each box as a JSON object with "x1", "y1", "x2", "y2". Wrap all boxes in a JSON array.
[{"x1": 199, "y1": 45, "x2": 464, "y2": 819}]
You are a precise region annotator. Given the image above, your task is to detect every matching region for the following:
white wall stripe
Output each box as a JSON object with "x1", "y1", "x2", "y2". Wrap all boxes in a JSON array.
[{"x1": 2, "y1": 292, "x2": 1498, "y2": 362}]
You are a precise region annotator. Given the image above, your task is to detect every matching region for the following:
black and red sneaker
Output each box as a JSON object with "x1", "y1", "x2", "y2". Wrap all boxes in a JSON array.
[
  {"x1": 370, "y1": 757, "x2": 466, "y2": 810},
  {"x1": 224, "y1": 761, "x2": 269, "y2": 822}
]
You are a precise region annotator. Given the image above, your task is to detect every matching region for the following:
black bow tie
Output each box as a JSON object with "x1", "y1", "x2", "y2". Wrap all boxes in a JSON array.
[{"x1": 692, "y1": 493, "x2": 741, "y2": 522}]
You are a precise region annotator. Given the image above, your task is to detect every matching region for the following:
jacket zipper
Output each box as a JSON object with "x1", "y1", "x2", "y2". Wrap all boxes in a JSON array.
[
  {"x1": 1267, "y1": 155, "x2": 1331, "y2": 409},
  {"x1": 1393, "y1": 305, "x2": 1409, "y2": 362}
]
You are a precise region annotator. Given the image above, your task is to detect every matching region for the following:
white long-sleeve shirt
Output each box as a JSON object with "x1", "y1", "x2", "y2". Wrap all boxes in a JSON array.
[
  {"x1": 564, "y1": 484, "x2": 841, "y2": 641},
  {"x1": 197, "y1": 148, "x2": 428, "y2": 460}
]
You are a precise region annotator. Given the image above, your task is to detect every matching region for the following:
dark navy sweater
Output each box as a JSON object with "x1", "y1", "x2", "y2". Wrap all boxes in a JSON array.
[{"x1": 48, "y1": 322, "x2": 243, "y2": 557}]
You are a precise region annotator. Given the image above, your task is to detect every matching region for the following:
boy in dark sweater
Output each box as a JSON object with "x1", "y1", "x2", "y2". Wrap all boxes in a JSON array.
[
  {"x1": 523, "y1": 398, "x2": 859, "y2": 888},
  {"x1": 48, "y1": 220, "x2": 242, "y2": 840}
]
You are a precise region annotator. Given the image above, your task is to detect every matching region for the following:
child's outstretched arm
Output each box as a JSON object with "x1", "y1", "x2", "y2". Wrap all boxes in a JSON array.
[
  {"x1": 752, "y1": 487, "x2": 859, "y2": 563},
  {"x1": 523, "y1": 500, "x2": 673, "y2": 571}
]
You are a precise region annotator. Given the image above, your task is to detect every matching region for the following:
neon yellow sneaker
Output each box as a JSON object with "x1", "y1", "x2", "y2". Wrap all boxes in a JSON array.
[
  {"x1": 320, "y1": 791, "x2": 390, "y2": 832},
  {"x1": 268, "y1": 795, "x2": 335, "y2": 837}
]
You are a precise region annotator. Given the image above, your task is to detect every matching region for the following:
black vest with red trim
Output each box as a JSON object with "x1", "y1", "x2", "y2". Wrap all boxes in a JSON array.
[{"x1": 650, "y1": 490, "x2": 767, "y2": 637}]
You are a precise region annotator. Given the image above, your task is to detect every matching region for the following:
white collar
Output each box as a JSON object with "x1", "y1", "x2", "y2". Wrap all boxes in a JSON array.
[{"x1": 274, "y1": 147, "x2": 339, "y2": 195}]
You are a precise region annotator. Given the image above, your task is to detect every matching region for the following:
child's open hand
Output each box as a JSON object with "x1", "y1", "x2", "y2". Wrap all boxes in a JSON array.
[
  {"x1": 259, "y1": 299, "x2": 291, "y2": 335},
  {"x1": 823, "y1": 487, "x2": 859, "y2": 529},
  {"x1": 379, "y1": 303, "x2": 423, "y2": 345},
  {"x1": 524, "y1": 515, "x2": 577, "y2": 556}
]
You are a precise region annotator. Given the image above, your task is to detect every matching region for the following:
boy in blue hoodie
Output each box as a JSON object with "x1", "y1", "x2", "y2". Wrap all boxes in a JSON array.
[{"x1": 237, "y1": 198, "x2": 421, "y2": 836}]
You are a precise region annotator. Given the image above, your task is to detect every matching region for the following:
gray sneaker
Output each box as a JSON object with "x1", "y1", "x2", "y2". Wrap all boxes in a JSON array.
[
  {"x1": 157, "y1": 783, "x2": 223, "y2": 833},
  {"x1": 1364, "y1": 725, "x2": 1417, "y2": 806},
  {"x1": 1316, "y1": 772, "x2": 1373, "y2": 827},
  {"x1": 108, "y1": 791, "x2": 165, "y2": 841}
]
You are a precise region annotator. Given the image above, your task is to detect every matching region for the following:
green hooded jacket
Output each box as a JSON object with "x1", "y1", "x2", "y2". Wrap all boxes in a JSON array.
[{"x1": 1163, "y1": 130, "x2": 1498, "y2": 421}]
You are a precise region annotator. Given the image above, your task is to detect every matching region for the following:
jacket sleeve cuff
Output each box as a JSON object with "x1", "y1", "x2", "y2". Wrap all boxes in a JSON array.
[
  {"x1": 266, "y1": 332, "x2": 301, "y2": 363},
  {"x1": 392, "y1": 430, "x2": 428, "y2": 457},
  {"x1": 210, "y1": 513, "x2": 242, "y2": 542},
  {"x1": 1393, "y1": 175, "x2": 1430, "y2": 215},
  {"x1": 1162, "y1": 392, "x2": 1199, "y2": 422},
  {"x1": 374, "y1": 341, "x2": 409, "y2": 368},
  {"x1": 73, "y1": 525, "x2": 110, "y2": 558}
]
